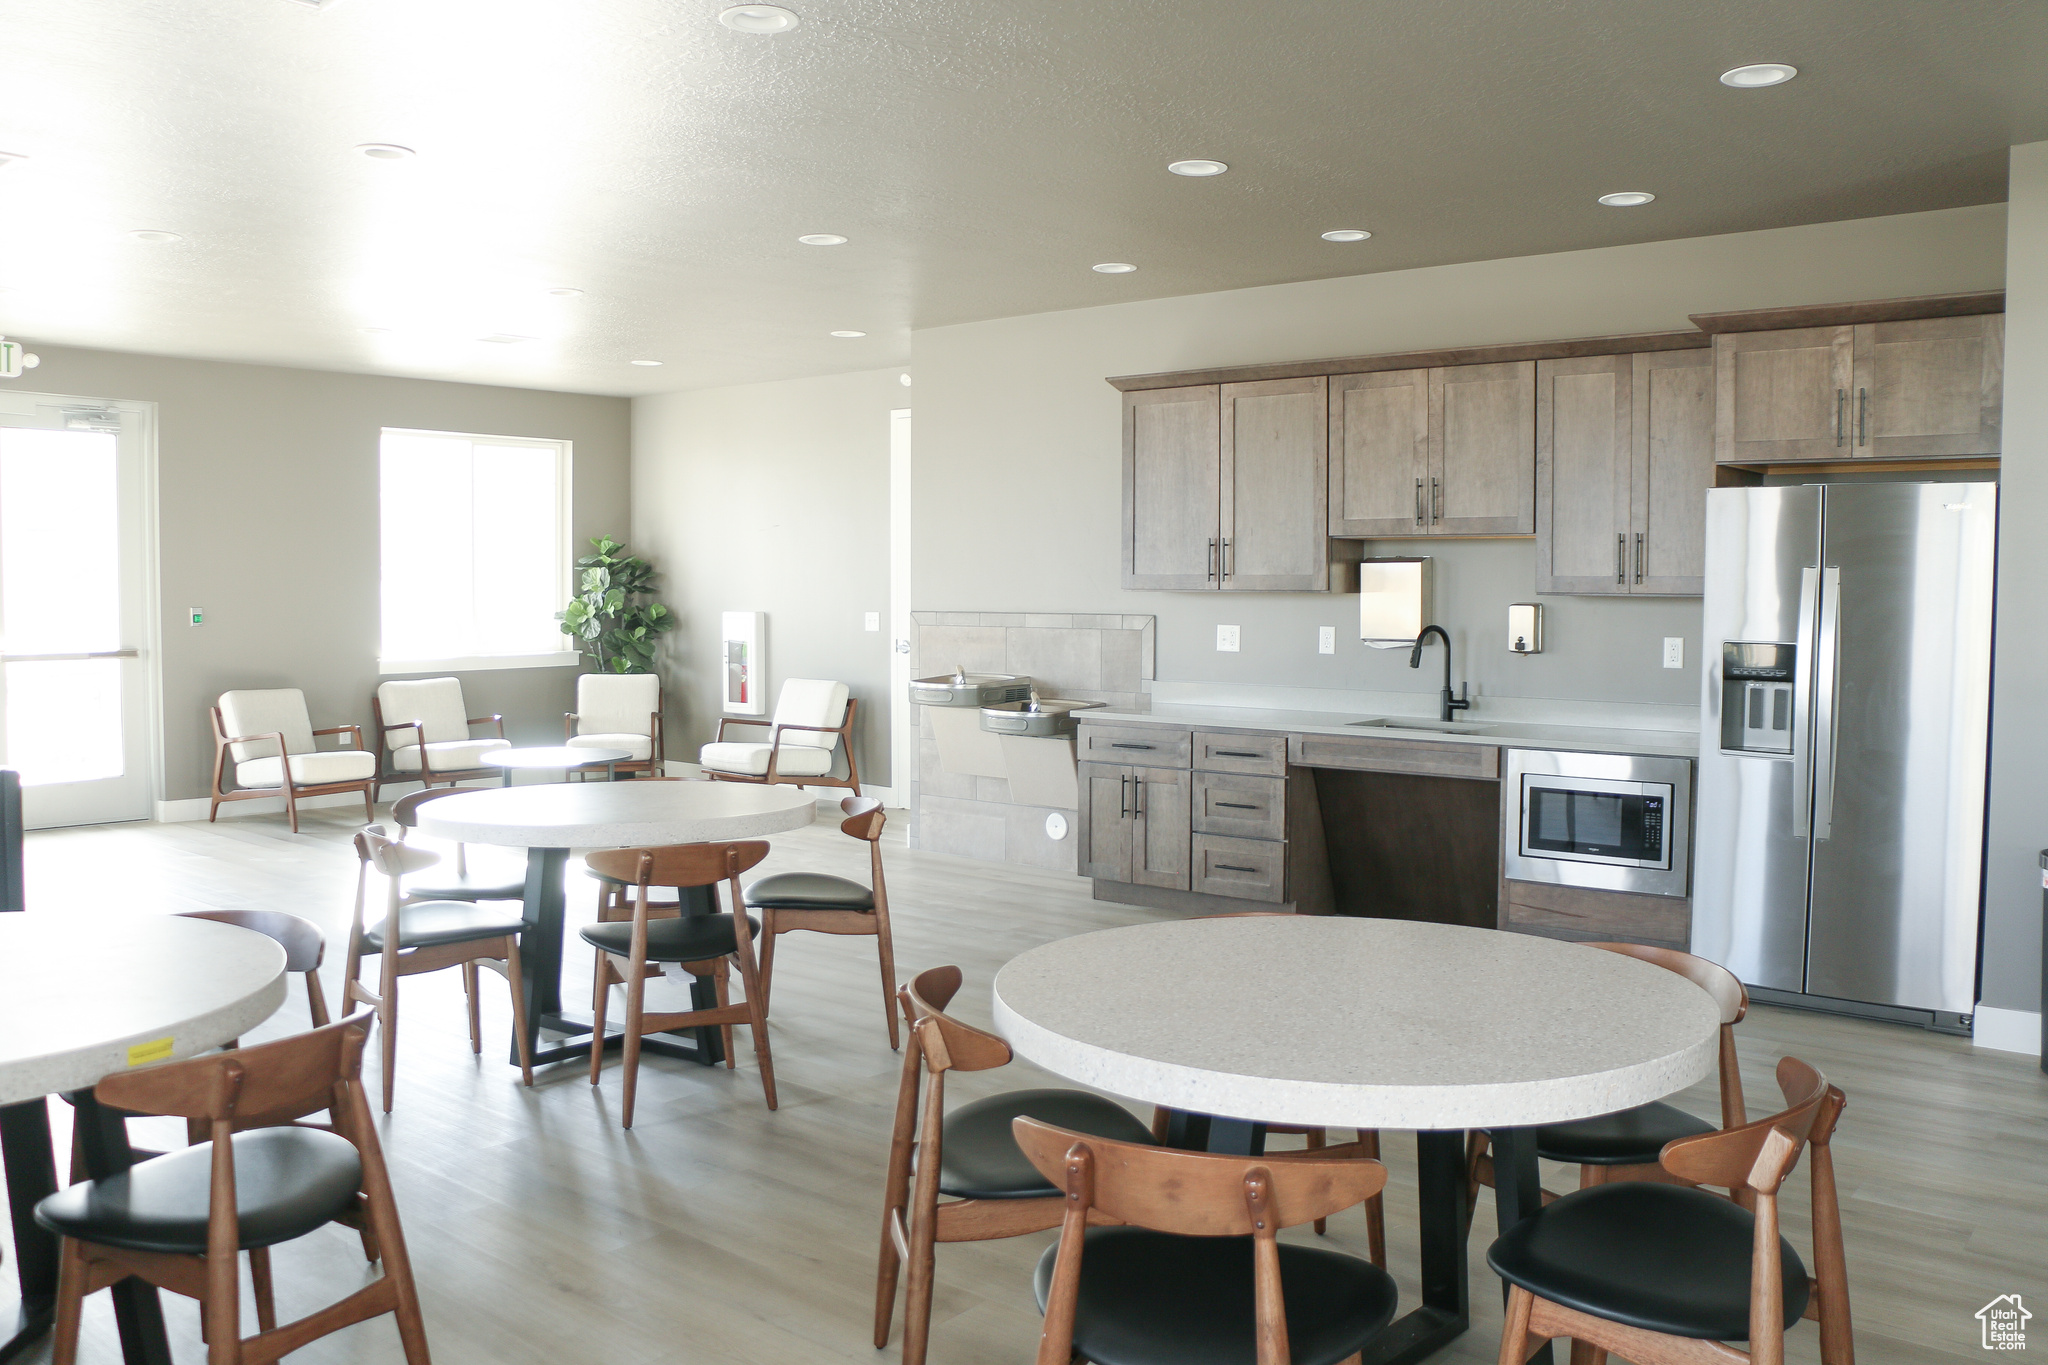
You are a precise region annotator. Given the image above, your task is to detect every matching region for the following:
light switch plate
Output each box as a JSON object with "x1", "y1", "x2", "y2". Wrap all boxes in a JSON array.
[
  {"x1": 864, "y1": 612, "x2": 880, "y2": 631},
  {"x1": 1663, "y1": 637, "x2": 1684, "y2": 669},
  {"x1": 1317, "y1": 626, "x2": 1336, "y2": 655},
  {"x1": 1216, "y1": 624, "x2": 1240, "y2": 653}
]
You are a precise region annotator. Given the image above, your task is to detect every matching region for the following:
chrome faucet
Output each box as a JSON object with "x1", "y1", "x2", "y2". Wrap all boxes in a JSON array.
[{"x1": 1409, "y1": 625, "x2": 1470, "y2": 723}]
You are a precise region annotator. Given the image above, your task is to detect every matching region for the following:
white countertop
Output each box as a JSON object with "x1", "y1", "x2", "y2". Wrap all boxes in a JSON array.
[
  {"x1": 1086, "y1": 702, "x2": 1699, "y2": 760},
  {"x1": 994, "y1": 917, "x2": 1719, "y2": 1129}
]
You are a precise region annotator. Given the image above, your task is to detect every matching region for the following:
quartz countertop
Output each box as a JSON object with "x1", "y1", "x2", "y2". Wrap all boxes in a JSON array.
[{"x1": 1085, "y1": 701, "x2": 1699, "y2": 760}]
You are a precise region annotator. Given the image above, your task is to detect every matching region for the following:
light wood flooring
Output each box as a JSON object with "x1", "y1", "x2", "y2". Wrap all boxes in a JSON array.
[{"x1": 6, "y1": 800, "x2": 2046, "y2": 1365}]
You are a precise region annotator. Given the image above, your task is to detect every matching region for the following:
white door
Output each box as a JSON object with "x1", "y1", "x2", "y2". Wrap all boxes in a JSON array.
[{"x1": 0, "y1": 396, "x2": 156, "y2": 828}]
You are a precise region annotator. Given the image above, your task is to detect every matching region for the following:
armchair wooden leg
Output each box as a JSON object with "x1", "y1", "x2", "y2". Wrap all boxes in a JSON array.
[
  {"x1": 362, "y1": 783, "x2": 375, "y2": 824},
  {"x1": 285, "y1": 783, "x2": 302, "y2": 834}
]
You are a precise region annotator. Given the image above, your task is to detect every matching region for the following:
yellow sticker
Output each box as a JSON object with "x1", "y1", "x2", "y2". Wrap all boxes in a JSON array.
[{"x1": 126, "y1": 1037, "x2": 174, "y2": 1067}]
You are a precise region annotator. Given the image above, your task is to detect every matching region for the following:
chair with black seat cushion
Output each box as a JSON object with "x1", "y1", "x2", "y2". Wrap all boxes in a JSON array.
[
  {"x1": 1467, "y1": 942, "x2": 1750, "y2": 1221},
  {"x1": 874, "y1": 965, "x2": 1161, "y2": 1365},
  {"x1": 745, "y1": 794, "x2": 900, "y2": 1048},
  {"x1": 33, "y1": 1013, "x2": 429, "y2": 1365},
  {"x1": 1016, "y1": 1113, "x2": 1399, "y2": 1365},
  {"x1": 346, "y1": 830, "x2": 534, "y2": 1110},
  {"x1": 1488, "y1": 1056, "x2": 1851, "y2": 1365},
  {"x1": 582, "y1": 841, "x2": 779, "y2": 1123},
  {"x1": 389, "y1": 787, "x2": 528, "y2": 903}
]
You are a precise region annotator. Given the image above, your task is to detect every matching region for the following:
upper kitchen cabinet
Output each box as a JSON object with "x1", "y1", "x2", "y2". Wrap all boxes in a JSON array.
[
  {"x1": 1537, "y1": 349, "x2": 1713, "y2": 596},
  {"x1": 1328, "y1": 361, "x2": 1534, "y2": 538},
  {"x1": 1122, "y1": 377, "x2": 1327, "y2": 591},
  {"x1": 1712, "y1": 310, "x2": 2003, "y2": 464}
]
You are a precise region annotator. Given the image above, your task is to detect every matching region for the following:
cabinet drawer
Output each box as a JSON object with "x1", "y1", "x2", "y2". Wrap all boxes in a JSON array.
[
  {"x1": 1077, "y1": 725, "x2": 1192, "y2": 769},
  {"x1": 1193, "y1": 731, "x2": 1288, "y2": 776},
  {"x1": 1191, "y1": 834, "x2": 1286, "y2": 904},
  {"x1": 1192, "y1": 772, "x2": 1286, "y2": 841},
  {"x1": 1289, "y1": 732, "x2": 1500, "y2": 780},
  {"x1": 1503, "y1": 880, "x2": 1691, "y2": 945}
]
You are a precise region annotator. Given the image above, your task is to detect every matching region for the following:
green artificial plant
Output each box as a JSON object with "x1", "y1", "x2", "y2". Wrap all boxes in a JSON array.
[{"x1": 557, "y1": 535, "x2": 674, "y2": 673}]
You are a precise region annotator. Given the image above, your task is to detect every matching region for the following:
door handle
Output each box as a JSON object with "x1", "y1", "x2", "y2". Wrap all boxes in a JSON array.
[
  {"x1": 1835, "y1": 388, "x2": 1845, "y2": 447},
  {"x1": 1616, "y1": 534, "x2": 1626, "y2": 585},
  {"x1": 1812, "y1": 566, "x2": 1843, "y2": 840},
  {"x1": 1790, "y1": 566, "x2": 1820, "y2": 838},
  {"x1": 1414, "y1": 478, "x2": 1424, "y2": 526},
  {"x1": 1635, "y1": 532, "x2": 1644, "y2": 584},
  {"x1": 1857, "y1": 387, "x2": 1868, "y2": 447},
  {"x1": 1208, "y1": 538, "x2": 1217, "y2": 581}
]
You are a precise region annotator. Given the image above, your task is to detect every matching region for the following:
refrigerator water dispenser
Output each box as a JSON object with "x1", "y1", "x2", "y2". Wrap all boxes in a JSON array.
[{"x1": 1720, "y1": 642, "x2": 1796, "y2": 755}]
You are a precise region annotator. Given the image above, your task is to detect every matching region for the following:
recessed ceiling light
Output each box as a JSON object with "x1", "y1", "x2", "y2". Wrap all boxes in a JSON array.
[
  {"x1": 1092, "y1": 262, "x2": 1138, "y2": 274},
  {"x1": 1321, "y1": 229, "x2": 1372, "y2": 242},
  {"x1": 1720, "y1": 63, "x2": 1798, "y2": 88},
  {"x1": 354, "y1": 143, "x2": 415, "y2": 161},
  {"x1": 127, "y1": 230, "x2": 183, "y2": 243},
  {"x1": 1167, "y1": 159, "x2": 1228, "y2": 177},
  {"x1": 545, "y1": 287, "x2": 583, "y2": 298},
  {"x1": 829, "y1": 330, "x2": 867, "y2": 339},
  {"x1": 630, "y1": 359, "x2": 664, "y2": 367},
  {"x1": 718, "y1": 4, "x2": 799, "y2": 33},
  {"x1": 797, "y1": 233, "x2": 848, "y2": 246},
  {"x1": 1597, "y1": 191, "x2": 1656, "y2": 207},
  {"x1": 477, "y1": 333, "x2": 537, "y2": 344}
]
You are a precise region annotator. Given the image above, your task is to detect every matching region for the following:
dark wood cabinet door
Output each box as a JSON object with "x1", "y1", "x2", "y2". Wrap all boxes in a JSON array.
[
  {"x1": 1714, "y1": 325, "x2": 1854, "y2": 464},
  {"x1": 1131, "y1": 767, "x2": 1192, "y2": 890},
  {"x1": 1123, "y1": 385, "x2": 1220, "y2": 589},
  {"x1": 1329, "y1": 369, "x2": 1430, "y2": 537},
  {"x1": 1535, "y1": 355, "x2": 1632, "y2": 595},
  {"x1": 1632, "y1": 348, "x2": 1715, "y2": 595},
  {"x1": 1220, "y1": 377, "x2": 1328, "y2": 590},
  {"x1": 1077, "y1": 762, "x2": 1134, "y2": 881},
  {"x1": 1852, "y1": 315, "x2": 2003, "y2": 459},
  {"x1": 1429, "y1": 361, "x2": 1535, "y2": 535}
]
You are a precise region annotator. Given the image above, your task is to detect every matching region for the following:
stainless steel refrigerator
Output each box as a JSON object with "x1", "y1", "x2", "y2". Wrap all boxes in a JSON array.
[{"x1": 1691, "y1": 482, "x2": 1996, "y2": 1030}]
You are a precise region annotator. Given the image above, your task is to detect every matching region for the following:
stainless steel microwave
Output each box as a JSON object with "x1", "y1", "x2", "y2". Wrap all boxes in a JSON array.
[{"x1": 1504, "y1": 749, "x2": 1693, "y2": 899}]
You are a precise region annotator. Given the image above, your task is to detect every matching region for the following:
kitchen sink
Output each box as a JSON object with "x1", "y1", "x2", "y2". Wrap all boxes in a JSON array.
[{"x1": 1347, "y1": 718, "x2": 1498, "y2": 734}]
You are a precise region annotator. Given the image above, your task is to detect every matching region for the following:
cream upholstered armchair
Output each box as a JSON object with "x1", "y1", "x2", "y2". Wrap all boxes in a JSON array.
[
  {"x1": 564, "y1": 673, "x2": 663, "y2": 778},
  {"x1": 371, "y1": 676, "x2": 511, "y2": 798},
  {"x1": 210, "y1": 688, "x2": 377, "y2": 832},
  {"x1": 700, "y1": 678, "x2": 860, "y2": 794}
]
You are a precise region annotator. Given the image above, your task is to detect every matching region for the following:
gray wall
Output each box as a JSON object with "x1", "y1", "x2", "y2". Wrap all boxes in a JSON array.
[
  {"x1": 911, "y1": 204, "x2": 2008, "y2": 713},
  {"x1": 1984, "y1": 142, "x2": 2048, "y2": 1017},
  {"x1": 14, "y1": 345, "x2": 631, "y2": 801},
  {"x1": 631, "y1": 367, "x2": 899, "y2": 787}
]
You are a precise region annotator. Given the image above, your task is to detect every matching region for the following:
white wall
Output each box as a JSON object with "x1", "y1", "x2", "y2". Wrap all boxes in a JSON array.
[{"x1": 632, "y1": 368, "x2": 900, "y2": 786}]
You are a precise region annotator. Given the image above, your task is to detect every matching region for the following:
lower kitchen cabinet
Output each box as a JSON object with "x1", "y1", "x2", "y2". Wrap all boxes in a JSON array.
[
  {"x1": 1191, "y1": 834, "x2": 1287, "y2": 903},
  {"x1": 1077, "y1": 761, "x2": 1192, "y2": 891},
  {"x1": 1500, "y1": 878, "x2": 1691, "y2": 951}
]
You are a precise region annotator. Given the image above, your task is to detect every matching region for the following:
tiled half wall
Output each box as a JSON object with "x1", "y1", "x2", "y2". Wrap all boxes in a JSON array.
[{"x1": 909, "y1": 612, "x2": 1155, "y2": 869}]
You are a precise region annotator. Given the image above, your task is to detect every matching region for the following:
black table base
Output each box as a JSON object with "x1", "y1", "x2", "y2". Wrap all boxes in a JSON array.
[{"x1": 1159, "y1": 1112, "x2": 1553, "y2": 1365}]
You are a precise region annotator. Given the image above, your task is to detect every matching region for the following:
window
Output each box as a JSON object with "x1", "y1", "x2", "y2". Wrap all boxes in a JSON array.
[{"x1": 378, "y1": 428, "x2": 574, "y2": 672}]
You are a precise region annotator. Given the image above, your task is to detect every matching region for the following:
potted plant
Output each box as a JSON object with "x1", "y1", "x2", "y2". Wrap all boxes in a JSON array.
[{"x1": 557, "y1": 535, "x2": 674, "y2": 673}]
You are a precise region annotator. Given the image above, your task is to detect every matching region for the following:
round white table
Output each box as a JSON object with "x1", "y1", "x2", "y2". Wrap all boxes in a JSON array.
[
  {"x1": 1, "y1": 913, "x2": 287, "y2": 1365},
  {"x1": 993, "y1": 916, "x2": 1720, "y2": 1365},
  {"x1": 414, "y1": 780, "x2": 817, "y2": 1068},
  {"x1": 479, "y1": 744, "x2": 634, "y2": 787}
]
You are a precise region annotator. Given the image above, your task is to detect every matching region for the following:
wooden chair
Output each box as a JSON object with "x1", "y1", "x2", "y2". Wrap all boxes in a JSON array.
[
  {"x1": 1488, "y1": 1056, "x2": 1851, "y2": 1365},
  {"x1": 209, "y1": 689, "x2": 375, "y2": 833},
  {"x1": 564, "y1": 672, "x2": 664, "y2": 778},
  {"x1": 875, "y1": 965, "x2": 1160, "y2": 1365},
  {"x1": 371, "y1": 676, "x2": 510, "y2": 799},
  {"x1": 582, "y1": 841, "x2": 779, "y2": 1124},
  {"x1": 1016, "y1": 1115, "x2": 1400, "y2": 1365},
  {"x1": 744, "y1": 795, "x2": 900, "y2": 1048},
  {"x1": 1467, "y1": 942, "x2": 1749, "y2": 1221},
  {"x1": 389, "y1": 787, "x2": 527, "y2": 903},
  {"x1": 699, "y1": 678, "x2": 862, "y2": 795},
  {"x1": 179, "y1": 909, "x2": 332, "y2": 1034},
  {"x1": 346, "y1": 830, "x2": 534, "y2": 1110},
  {"x1": 32, "y1": 1014, "x2": 430, "y2": 1365}
]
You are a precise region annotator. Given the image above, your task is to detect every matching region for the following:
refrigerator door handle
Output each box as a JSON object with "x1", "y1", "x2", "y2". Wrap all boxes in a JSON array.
[
  {"x1": 1811, "y1": 566, "x2": 1843, "y2": 840},
  {"x1": 1791, "y1": 565, "x2": 1821, "y2": 838}
]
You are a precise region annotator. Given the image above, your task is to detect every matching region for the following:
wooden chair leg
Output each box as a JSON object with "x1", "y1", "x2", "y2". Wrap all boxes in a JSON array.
[
  {"x1": 715, "y1": 960, "x2": 736, "y2": 1069},
  {"x1": 589, "y1": 954, "x2": 611, "y2": 1086},
  {"x1": 1305, "y1": 1128, "x2": 1330, "y2": 1234},
  {"x1": 462, "y1": 961, "x2": 482, "y2": 1055},
  {"x1": 1568, "y1": 1340, "x2": 1608, "y2": 1365},
  {"x1": 744, "y1": 965, "x2": 778, "y2": 1111},
  {"x1": 755, "y1": 913, "x2": 779, "y2": 1011},
  {"x1": 874, "y1": 914, "x2": 900, "y2": 1052},
  {"x1": 621, "y1": 963, "x2": 646, "y2": 1128},
  {"x1": 50, "y1": 1237, "x2": 87, "y2": 1365},
  {"x1": 1465, "y1": 1130, "x2": 1492, "y2": 1237},
  {"x1": 305, "y1": 970, "x2": 332, "y2": 1029},
  {"x1": 378, "y1": 971, "x2": 400, "y2": 1114},
  {"x1": 362, "y1": 783, "x2": 375, "y2": 824},
  {"x1": 1361, "y1": 1129, "x2": 1387, "y2": 1268},
  {"x1": 900, "y1": 1209, "x2": 938, "y2": 1365},
  {"x1": 1499, "y1": 1285, "x2": 1538, "y2": 1365},
  {"x1": 285, "y1": 784, "x2": 301, "y2": 834},
  {"x1": 504, "y1": 938, "x2": 534, "y2": 1088},
  {"x1": 249, "y1": 1245, "x2": 277, "y2": 1332}
]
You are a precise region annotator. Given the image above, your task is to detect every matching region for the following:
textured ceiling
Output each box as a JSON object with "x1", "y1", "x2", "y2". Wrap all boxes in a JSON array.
[{"x1": 0, "y1": 0, "x2": 2042, "y2": 396}]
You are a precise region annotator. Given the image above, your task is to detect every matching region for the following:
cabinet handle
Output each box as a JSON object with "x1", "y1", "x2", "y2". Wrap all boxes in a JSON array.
[
  {"x1": 1836, "y1": 388, "x2": 1845, "y2": 446},
  {"x1": 1119, "y1": 775, "x2": 1131, "y2": 818},
  {"x1": 1215, "y1": 801, "x2": 1259, "y2": 810},
  {"x1": 1208, "y1": 537, "x2": 1217, "y2": 581},
  {"x1": 1215, "y1": 864, "x2": 1259, "y2": 874},
  {"x1": 1414, "y1": 478, "x2": 1424, "y2": 526},
  {"x1": 1213, "y1": 750, "x2": 1261, "y2": 758},
  {"x1": 1223, "y1": 538, "x2": 1233, "y2": 579},
  {"x1": 1635, "y1": 532, "x2": 1644, "y2": 584},
  {"x1": 1431, "y1": 477, "x2": 1441, "y2": 523},
  {"x1": 1110, "y1": 742, "x2": 1155, "y2": 750},
  {"x1": 1616, "y1": 534, "x2": 1627, "y2": 585},
  {"x1": 1857, "y1": 387, "x2": 1868, "y2": 446}
]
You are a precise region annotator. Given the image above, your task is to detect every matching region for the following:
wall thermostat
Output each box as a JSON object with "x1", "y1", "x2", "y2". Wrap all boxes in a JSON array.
[{"x1": 1508, "y1": 603, "x2": 1543, "y2": 655}]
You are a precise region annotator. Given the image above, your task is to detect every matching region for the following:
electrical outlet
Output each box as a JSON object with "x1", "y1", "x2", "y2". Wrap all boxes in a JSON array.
[
  {"x1": 864, "y1": 612, "x2": 880, "y2": 632},
  {"x1": 1216, "y1": 624, "x2": 1240, "y2": 653},
  {"x1": 1663, "y1": 637, "x2": 1684, "y2": 669},
  {"x1": 1317, "y1": 626, "x2": 1336, "y2": 655}
]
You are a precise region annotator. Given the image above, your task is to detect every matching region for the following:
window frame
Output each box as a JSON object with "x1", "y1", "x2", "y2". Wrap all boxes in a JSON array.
[{"x1": 375, "y1": 425, "x2": 577, "y2": 675}]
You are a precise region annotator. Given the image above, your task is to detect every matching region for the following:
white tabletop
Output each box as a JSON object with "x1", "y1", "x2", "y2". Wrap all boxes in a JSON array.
[
  {"x1": 993, "y1": 917, "x2": 1720, "y2": 1130},
  {"x1": 0, "y1": 914, "x2": 288, "y2": 1106},
  {"x1": 413, "y1": 779, "x2": 818, "y2": 849}
]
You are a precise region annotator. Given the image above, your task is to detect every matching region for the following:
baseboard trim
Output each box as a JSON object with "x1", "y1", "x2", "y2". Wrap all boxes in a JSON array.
[
  {"x1": 157, "y1": 792, "x2": 370, "y2": 823},
  {"x1": 1972, "y1": 1004, "x2": 2043, "y2": 1057}
]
